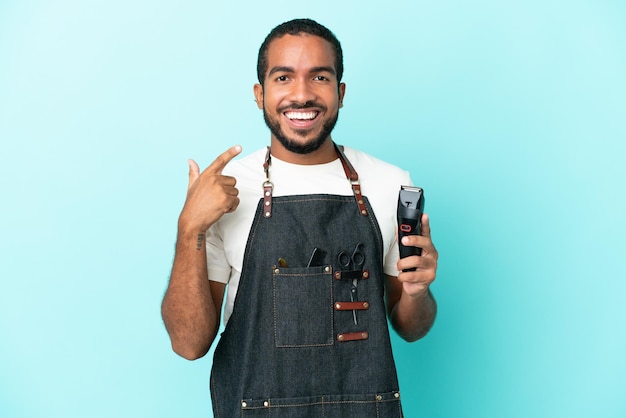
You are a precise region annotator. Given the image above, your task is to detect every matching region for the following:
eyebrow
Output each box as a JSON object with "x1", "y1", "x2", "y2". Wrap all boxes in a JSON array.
[
  {"x1": 267, "y1": 66, "x2": 336, "y2": 77},
  {"x1": 311, "y1": 66, "x2": 336, "y2": 75},
  {"x1": 268, "y1": 66, "x2": 294, "y2": 76}
]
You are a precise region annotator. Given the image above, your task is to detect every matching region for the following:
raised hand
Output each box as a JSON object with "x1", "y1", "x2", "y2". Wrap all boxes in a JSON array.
[{"x1": 179, "y1": 145, "x2": 242, "y2": 234}]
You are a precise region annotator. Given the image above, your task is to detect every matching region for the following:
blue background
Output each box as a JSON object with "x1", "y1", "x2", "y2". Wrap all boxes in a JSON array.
[{"x1": 1, "y1": 1, "x2": 625, "y2": 417}]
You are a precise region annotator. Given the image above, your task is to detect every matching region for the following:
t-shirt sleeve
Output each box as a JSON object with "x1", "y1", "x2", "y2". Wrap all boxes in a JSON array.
[
  {"x1": 205, "y1": 223, "x2": 232, "y2": 284},
  {"x1": 384, "y1": 239, "x2": 400, "y2": 277}
]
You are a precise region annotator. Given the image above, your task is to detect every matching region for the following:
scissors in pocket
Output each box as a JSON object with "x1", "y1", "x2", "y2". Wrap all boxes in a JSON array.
[{"x1": 337, "y1": 243, "x2": 365, "y2": 325}]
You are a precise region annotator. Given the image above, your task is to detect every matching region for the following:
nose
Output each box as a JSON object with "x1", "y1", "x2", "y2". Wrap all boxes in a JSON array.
[{"x1": 289, "y1": 78, "x2": 316, "y2": 105}]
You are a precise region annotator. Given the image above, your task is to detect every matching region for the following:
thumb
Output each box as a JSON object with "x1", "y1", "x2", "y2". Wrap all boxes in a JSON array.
[{"x1": 187, "y1": 159, "x2": 200, "y2": 191}]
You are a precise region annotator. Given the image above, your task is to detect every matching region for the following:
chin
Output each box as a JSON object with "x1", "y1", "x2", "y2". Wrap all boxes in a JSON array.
[
  {"x1": 277, "y1": 135, "x2": 327, "y2": 155},
  {"x1": 265, "y1": 109, "x2": 338, "y2": 155}
]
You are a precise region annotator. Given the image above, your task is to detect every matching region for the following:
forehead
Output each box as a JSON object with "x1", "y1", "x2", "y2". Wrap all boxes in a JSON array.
[{"x1": 265, "y1": 34, "x2": 336, "y2": 74}]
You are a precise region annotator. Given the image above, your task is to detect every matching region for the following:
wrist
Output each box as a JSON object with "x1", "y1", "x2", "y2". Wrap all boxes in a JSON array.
[
  {"x1": 177, "y1": 217, "x2": 208, "y2": 246},
  {"x1": 403, "y1": 285, "x2": 431, "y2": 301},
  {"x1": 175, "y1": 226, "x2": 207, "y2": 253},
  {"x1": 177, "y1": 211, "x2": 209, "y2": 237}
]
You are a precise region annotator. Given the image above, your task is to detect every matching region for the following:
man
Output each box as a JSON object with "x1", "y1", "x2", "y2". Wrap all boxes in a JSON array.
[{"x1": 162, "y1": 18, "x2": 438, "y2": 417}]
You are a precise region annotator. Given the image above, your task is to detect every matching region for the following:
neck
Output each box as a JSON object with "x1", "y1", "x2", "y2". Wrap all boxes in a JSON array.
[{"x1": 269, "y1": 137, "x2": 338, "y2": 165}]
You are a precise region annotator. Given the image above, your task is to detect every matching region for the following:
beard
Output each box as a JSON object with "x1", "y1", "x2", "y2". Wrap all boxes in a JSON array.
[{"x1": 263, "y1": 104, "x2": 339, "y2": 155}]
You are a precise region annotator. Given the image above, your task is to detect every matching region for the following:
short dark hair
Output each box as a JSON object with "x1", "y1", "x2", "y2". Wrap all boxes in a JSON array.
[{"x1": 257, "y1": 18, "x2": 344, "y2": 86}]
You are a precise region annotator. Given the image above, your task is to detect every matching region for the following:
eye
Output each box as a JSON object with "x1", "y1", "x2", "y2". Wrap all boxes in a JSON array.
[
  {"x1": 276, "y1": 75, "x2": 289, "y2": 82},
  {"x1": 313, "y1": 75, "x2": 329, "y2": 81}
]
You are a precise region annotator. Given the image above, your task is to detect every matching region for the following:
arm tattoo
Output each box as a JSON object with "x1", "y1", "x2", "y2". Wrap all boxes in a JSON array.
[{"x1": 196, "y1": 233, "x2": 205, "y2": 251}]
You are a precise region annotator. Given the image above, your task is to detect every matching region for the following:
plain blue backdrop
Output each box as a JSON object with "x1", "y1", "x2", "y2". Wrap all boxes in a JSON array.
[{"x1": 1, "y1": 0, "x2": 625, "y2": 417}]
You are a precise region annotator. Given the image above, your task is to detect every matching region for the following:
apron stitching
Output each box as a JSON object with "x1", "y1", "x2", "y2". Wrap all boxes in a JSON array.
[
  {"x1": 330, "y1": 270, "x2": 335, "y2": 340},
  {"x1": 276, "y1": 343, "x2": 333, "y2": 348},
  {"x1": 273, "y1": 197, "x2": 357, "y2": 204},
  {"x1": 364, "y1": 199, "x2": 384, "y2": 263},
  {"x1": 273, "y1": 274, "x2": 278, "y2": 347},
  {"x1": 210, "y1": 377, "x2": 221, "y2": 418}
]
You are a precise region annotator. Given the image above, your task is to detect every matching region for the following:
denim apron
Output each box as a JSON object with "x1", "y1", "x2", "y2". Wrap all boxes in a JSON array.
[{"x1": 210, "y1": 144, "x2": 403, "y2": 417}]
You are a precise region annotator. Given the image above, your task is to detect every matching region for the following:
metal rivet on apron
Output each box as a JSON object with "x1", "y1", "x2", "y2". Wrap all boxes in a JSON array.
[
  {"x1": 265, "y1": 201, "x2": 270, "y2": 206},
  {"x1": 376, "y1": 395, "x2": 383, "y2": 401},
  {"x1": 335, "y1": 303, "x2": 342, "y2": 310},
  {"x1": 363, "y1": 302, "x2": 369, "y2": 309},
  {"x1": 361, "y1": 209, "x2": 368, "y2": 215},
  {"x1": 325, "y1": 266, "x2": 331, "y2": 272},
  {"x1": 358, "y1": 199, "x2": 364, "y2": 205},
  {"x1": 363, "y1": 271, "x2": 369, "y2": 278},
  {"x1": 361, "y1": 332, "x2": 368, "y2": 339},
  {"x1": 265, "y1": 190, "x2": 270, "y2": 196},
  {"x1": 264, "y1": 401, "x2": 269, "y2": 407},
  {"x1": 265, "y1": 211, "x2": 271, "y2": 217},
  {"x1": 274, "y1": 268, "x2": 279, "y2": 274},
  {"x1": 337, "y1": 334, "x2": 345, "y2": 341},
  {"x1": 334, "y1": 272, "x2": 341, "y2": 280},
  {"x1": 394, "y1": 392, "x2": 400, "y2": 399},
  {"x1": 242, "y1": 401, "x2": 248, "y2": 407}
]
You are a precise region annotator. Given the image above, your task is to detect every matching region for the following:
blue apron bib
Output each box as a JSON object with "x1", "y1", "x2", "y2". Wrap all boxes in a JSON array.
[{"x1": 210, "y1": 145, "x2": 403, "y2": 417}]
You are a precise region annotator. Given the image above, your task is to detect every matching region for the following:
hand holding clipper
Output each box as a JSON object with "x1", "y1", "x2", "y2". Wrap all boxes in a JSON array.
[{"x1": 397, "y1": 186, "x2": 425, "y2": 271}]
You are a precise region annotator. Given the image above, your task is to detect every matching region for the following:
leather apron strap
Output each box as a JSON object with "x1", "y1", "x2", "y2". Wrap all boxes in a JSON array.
[{"x1": 262, "y1": 143, "x2": 369, "y2": 218}]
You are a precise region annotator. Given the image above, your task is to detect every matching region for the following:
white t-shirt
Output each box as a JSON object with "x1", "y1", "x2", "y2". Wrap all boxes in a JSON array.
[{"x1": 206, "y1": 146, "x2": 413, "y2": 324}]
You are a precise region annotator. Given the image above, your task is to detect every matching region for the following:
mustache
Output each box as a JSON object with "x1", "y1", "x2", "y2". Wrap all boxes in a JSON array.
[{"x1": 278, "y1": 101, "x2": 326, "y2": 112}]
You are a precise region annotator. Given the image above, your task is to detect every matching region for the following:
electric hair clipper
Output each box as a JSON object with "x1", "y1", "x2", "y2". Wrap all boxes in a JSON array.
[{"x1": 397, "y1": 186, "x2": 425, "y2": 270}]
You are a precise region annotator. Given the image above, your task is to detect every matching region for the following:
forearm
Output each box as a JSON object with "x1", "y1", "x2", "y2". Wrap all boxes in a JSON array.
[
  {"x1": 389, "y1": 288, "x2": 437, "y2": 342},
  {"x1": 161, "y1": 227, "x2": 220, "y2": 360},
  {"x1": 162, "y1": 146, "x2": 240, "y2": 359}
]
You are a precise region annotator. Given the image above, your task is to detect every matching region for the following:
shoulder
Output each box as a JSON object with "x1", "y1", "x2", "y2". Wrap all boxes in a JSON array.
[
  {"x1": 342, "y1": 146, "x2": 412, "y2": 186},
  {"x1": 340, "y1": 146, "x2": 411, "y2": 262},
  {"x1": 341, "y1": 145, "x2": 412, "y2": 224}
]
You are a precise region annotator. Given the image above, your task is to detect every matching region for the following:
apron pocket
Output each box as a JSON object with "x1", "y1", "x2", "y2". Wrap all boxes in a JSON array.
[
  {"x1": 273, "y1": 265, "x2": 333, "y2": 347},
  {"x1": 241, "y1": 392, "x2": 402, "y2": 417}
]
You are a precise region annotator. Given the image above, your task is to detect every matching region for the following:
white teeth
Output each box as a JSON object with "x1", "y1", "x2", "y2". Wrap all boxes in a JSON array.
[{"x1": 285, "y1": 111, "x2": 317, "y2": 120}]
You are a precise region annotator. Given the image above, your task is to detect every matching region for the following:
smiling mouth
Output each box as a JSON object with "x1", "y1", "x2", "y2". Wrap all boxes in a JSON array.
[{"x1": 284, "y1": 110, "x2": 319, "y2": 121}]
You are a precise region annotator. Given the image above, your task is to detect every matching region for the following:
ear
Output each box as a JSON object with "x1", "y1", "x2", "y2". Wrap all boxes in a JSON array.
[
  {"x1": 338, "y1": 82, "x2": 346, "y2": 108},
  {"x1": 253, "y1": 84, "x2": 264, "y2": 109}
]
